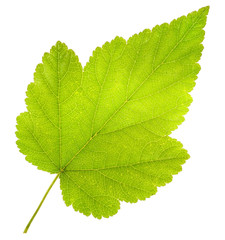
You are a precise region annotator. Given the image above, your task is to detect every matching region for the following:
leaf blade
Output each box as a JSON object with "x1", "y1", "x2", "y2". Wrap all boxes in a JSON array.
[
  {"x1": 61, "y1": 127, "x2": 189, "y2": 217},
  {"x1": 16, "y1": 6, "x2": 209, "y2": 221},
  {"x1": 16, "y1": 41, "x2": 83, "y2": 172}
]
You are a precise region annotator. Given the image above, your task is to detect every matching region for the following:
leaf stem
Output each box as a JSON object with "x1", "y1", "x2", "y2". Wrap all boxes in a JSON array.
[{"x1": 23, "y1": 172, "x2": 60, "y2": 233}]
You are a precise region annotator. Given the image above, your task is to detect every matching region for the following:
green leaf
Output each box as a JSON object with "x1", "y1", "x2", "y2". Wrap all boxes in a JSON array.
[{"x1": 16, "y1": 6, "x2": 209, "y2": 231}]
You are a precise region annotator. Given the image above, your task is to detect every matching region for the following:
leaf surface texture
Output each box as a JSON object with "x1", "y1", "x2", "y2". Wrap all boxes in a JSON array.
[{"x1": 16, "y1": 6, "x2": 209, "y2": 218}]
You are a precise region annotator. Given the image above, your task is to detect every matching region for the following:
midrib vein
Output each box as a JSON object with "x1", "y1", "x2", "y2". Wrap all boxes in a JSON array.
[
  {"x1": 57, "y1": 44, "x2": 62, "y2": 169},
  {"x1": 90, "y1": 56, "x2": 112, "y2": 135},
  {"x1": 62, "y1": 12, "x2": 204, "y2": 172},
  {"x1": 65, "y1": 156, "x2": 185, "y2": 172}
]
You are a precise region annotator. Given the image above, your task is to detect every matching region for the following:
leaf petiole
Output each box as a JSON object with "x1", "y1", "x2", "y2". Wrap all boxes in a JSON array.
[{"x1": 23, "y1": 172, "x2": 61, "y2": 233}]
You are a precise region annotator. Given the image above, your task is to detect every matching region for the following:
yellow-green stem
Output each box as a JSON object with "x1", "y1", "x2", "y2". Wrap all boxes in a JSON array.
[{"x1": 23, "y1": 172, "x2": 60, "y2": 233}]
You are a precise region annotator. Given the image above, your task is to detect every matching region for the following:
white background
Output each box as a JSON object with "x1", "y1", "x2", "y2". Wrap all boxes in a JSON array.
[{"x1": 0, "y1": 0, "x2": 224, "y2": 239}]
